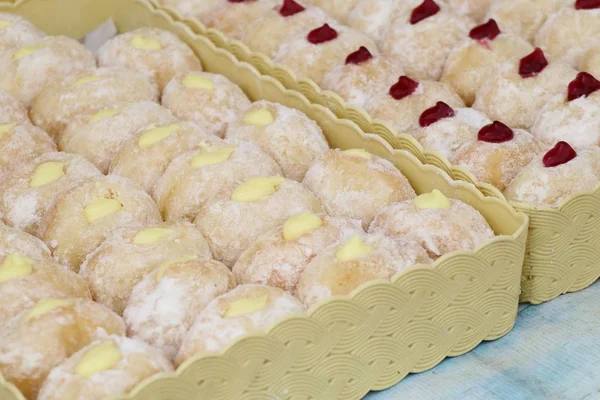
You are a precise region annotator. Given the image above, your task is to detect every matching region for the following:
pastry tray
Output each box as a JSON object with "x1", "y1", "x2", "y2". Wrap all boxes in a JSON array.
[
  {"x1": 151, "y1": 1, "x2": 600, "y2": 305},
  {"x1": 0, "y1": 0, "x2": 528, "y2": 399}
]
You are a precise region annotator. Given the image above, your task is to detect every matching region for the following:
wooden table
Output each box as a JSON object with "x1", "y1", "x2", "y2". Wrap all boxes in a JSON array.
[{"x1": 366, "y1": 281, "x2": 600, "y2": 399}]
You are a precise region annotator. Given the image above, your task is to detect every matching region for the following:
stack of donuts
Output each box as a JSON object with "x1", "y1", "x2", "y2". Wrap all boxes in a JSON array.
[
  {"x1": 162, "y1": 0, "x2": 600, "y2": 208},
  {"x1": 0, "y1": 14, "x2": 499, "y2": 400}
]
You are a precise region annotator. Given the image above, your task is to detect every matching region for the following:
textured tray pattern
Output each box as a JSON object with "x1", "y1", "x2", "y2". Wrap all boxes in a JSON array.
[
  {"x1": 0, "y1": 0, "x2": 527, "y2": 399},
  {"x1": 149, "y1": 1, "x2": 600, "y2": 305}
]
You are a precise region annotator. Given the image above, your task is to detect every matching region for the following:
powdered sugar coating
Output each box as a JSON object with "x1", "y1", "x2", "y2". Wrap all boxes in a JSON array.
[
  {"x1": 304, "y1": 0, "x2": 361, "y2": 22},
  {"x1": 97, "y1": 28, "x2": 202, "y2": 91},
  {"x1": 160, "y1": 0, "x2": 227, "y2": 19},
  {"x1": 0, "y1": 152, "x2": 102, "y2": 235},
  {"x1": 153, "y1": 140, "x2": 282, "y2": 221},
  {"x1": 454, "y1": 129, "x2": 545, "y2": 191},
  {"x1": 504, "y1": 146, "x2": 600, "y2": 207},
  {"x1": 225, "y1": 101, "x2": 330, "y2": 181},
  {"x1": 60, "y1": 101, "x2": 177, "y2": 174},
  {"x1": 322, "y1": 53, "x2": 405, "y2": 108},
  {"x1": 203, "y1": 0, "x2": 280, "y2": 40},
  {"x1": 369, "y1": 198, "x2": 495, "y2": 259},
  {"x1": 473, "y1": 60, "x2": 578, "y2": 129},
  {"x1": 0, "y1": 36, "x2": 95, "y2": 106},
  {"x1": 0, "y1": 256, "x2": 90, "y2": 323},
  {"x1": 0, "y1": 299, "x2": 125, "y2": 399},
  {"x1": 0, "y1": 223, "x2": 52, "y2": 262},
  {"x1": 162, "y1": 71, "x2": 251, "y2": 137},
  {"x1": 0, "y1": 120, "x2": 56, "y2": 175},
  {"x1": 535, "y1": 5, "x2": 600, "y2": 67},
  {"x1": 296, "y1": 233, "x2": 433, "y2": 306},
  {"x1": 366, "y1": 80, "x2": 465, "y2": 135},
  {"x1": 124, "y1": 259, "x2": 235, "y2": 359},
  {"x1": 243, "y1": 6, "x2": 330, "y2": 58},
  {"x1": 31, "y1": 67, "x2": 159, "y2": 139},
  {"x1": 38, "y1": 335, "x2": 173, "y2": 400},
  {"x1": 38, "y1": 175, "x2": 162, "y2": 272},
  {"x1": 110, "y1": 121, "x2": 220, "y2": 193},
  {"x1": 176, "y1": 284, "x2": 305, "y2": 365},
  {"x1": 441, "y1": 33, "x2": 533, "y2": 105},
  {"x1": 347, "y1": 0, "x2": 408, "y2": 42},
  {"x1": 275, "y1": 22, "x2": 378, "y2": 85},
  {"x1": 302, "y1": 149, "x2": 417, "y2": 228},
  {"x1": 411, "y1": 107, "x2": 492, "y2": 161},
  {"x1": 195, "y1": 178, "x2": 324, "y2": 267},
  {"x1": 445, "y1": 0, "x2": 492, "y2": 22},
  {"x1": 80, "y1": 221, "x2": 212, "y2": 315},
  {"x1": 0, "y1": 90, "x2": 28, "y2": 124},
  {"x1": 0, "y1": 12, "x2": 45, "y2": 51},
  {"x1": 381, "y1": 5, "x2": 473, "y2": 80},
  {"x1": 581, "y1": 45, "x2": 600, "y2": 77},
  {"x1": 233, "y1": 216, "x2": 364, "y2": 292}
]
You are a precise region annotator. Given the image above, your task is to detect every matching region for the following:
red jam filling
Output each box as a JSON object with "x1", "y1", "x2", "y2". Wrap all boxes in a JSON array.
[
  {"x1": 576, "y1": 0, "x2": 600, "y2": 10},
  {"x1": 419, "y1": 102, "x2": 455, "y2": 127},
  {"x1": 279, "y1": 0, "x2": 305, "y2": 17},
  {"x1": 389, "y1": 76, "x2": 419, "y2": 100},
  {"x1": 469, "y1": 19, "x2": 501, "y2": 41},
  {"x1": 478, "y1": 121, "x2": 514, "y2": 143},
  {"x1": 567, "y1": 72, "x2": 600, "y2": 101},
  {"x1": 307, "y1": 24, "x2": 338, "y2": 44},
  {"x1": 345, "y1": 47, "x2": 374, "y2": 65},
  {"x1": 519, "y1": 48, "x2": 548, "y2": 78},
  {"x1": 543, "y1": 141, "x2": 577, "y2": 167},
  {"x1": 410, "y1": 0, "x2": 440, "y2": 24}
]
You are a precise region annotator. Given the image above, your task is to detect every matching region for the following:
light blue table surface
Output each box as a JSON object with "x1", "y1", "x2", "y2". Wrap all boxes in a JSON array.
[{"x1": 366, "y1": 281, "x2": 600, "y2": 400}]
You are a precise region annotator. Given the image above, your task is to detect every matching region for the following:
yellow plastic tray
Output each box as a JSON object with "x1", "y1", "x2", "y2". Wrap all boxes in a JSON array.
[
  {"x1": 151, "y1": 2, "x2": 600, "y2": 305},
  {"x1": 0, "y1": 0, "x2": 527, "y2": 399}
]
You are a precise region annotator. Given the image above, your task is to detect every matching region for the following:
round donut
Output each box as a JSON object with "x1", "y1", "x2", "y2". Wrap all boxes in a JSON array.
[
  {"x1": 225, "y1": 101, "x2": 330, "y2": 181},
  {"x1": 0, "y1": 36, "x2": 95, "y2": 106},
  {"x1": 348, "y1": 0, "x2": 405, "y2": 42},
  {"x1": 203, "y1": 0, "x2": 279, "y2": 40},
  {"x1": 0, "y1": 120, "x2": 56, "y2": 175},
  {"x1": 38, "y1": 175, "x2": 162, "y2": 272},
  {"x1": 296, "y1": 233, "x2": 433, "y2": 306},
  {"x1": 0, "y1": 90, "x2": 28, "y2": 125},
  {"x1": 110, "y1": 121, "x2": 220, "y2": 193},
  {"x1": 124, "y1": 259, "x2": 235, "y2": 359},
  {"x1": 195, "y1": 176, "x2": 324, "y2": 267},
  {"x1": 97, "y1": 27, "x2": 202, "y2": 91},
  {"x1": 0, "y1": 298, "x2": 125, "y2": 399},
  {"x1": 153, "y1": 140, "x2": 282, "y2": 222},
  {"x1": 302, "y1": 149, "x2": 416, "y2": 228},
  {"x1": 79, "y1": 221, "x2": 213, "y2": 315},
  {"x1": 31, "y1": 67, "x2": 159, "y2": 139},
  {"x1": 369, "y1": 191, "x2": 496, "y2": 259},
  {"x1": 233, "y1": 214, "x2": 364, "y2": 292},
  {"x1": 0, "y1": 223, "x2": 52, "y2": 263},
  {"x1": 176, "y1": 284, "x2": 305, "y2": 365},
  {"x1": 162, "y1": 71, "x2": 251, "y2": 137},
  {"x1": 0, "y1": 152, "x2": 102, "y2": 235},
  {"x1": 60, "y1": 101, "x2": 177, "y2": 174},
  {"x1": 0, "y1": 13, "x2": 45, "y2": 51}
]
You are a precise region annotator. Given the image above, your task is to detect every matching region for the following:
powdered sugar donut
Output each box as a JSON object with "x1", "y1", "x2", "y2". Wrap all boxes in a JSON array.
[
  {"x1": 97, "y1": 28, "x2": 202, "y2": 90},
  {"x1": 0, "y1": 254, "x2": 90, "y2": 323},
  {"x1": 304, "y1": 0, "x2": 360, "y2": 22},
  {"x1": 38, "y1": 175, "x2": 162, "y2": 272},
  {"x1": 473, "y1": 48, "x2": 578, "y2": 129},
  {"x1": 124, "y1": 259, "x2": 235, "y2": 359},
  {"x1": 0, "y1": 298, "x2": 125, "y2": 399},
  {"x1": 454, "y1": 121, "x2": 545, "y2": 191},
  {"x1": 0, "y1": 90, "x2": 27, "y2": 125},
  {"x1": 80, "y1": 221, "x2": 212, "y2": 315},
  {"x1": 0, "y1": 36, "x2": 95, "y2": 106},
  {"x1": 203, "y1": 0, "x2": 279, "y2": 40},
  {"x1": 110, "y1": 121, "x2": 220, "y2": 193},
  {"x1": 176, "y1": 284, "x2": 305, "y2": 365},
  {"x1": 296, "y1": 233, "x2": 432, "y2": 306},
  {"x1": 302, "y1": 149, "x2": 416, "y2": 228},
  {"x1": 581, "y1": 45, "x2": 600, "y2": 77},
  {"x1": 347, "y1": 0, "x2": 406, "y2": 42},
  {"x1": 365, "y1": 76, "x2": 465, "y2": 135},
  {"x1": 322, "y1": 48, "x2": 405, "y2": 107},
  {"x1": 195, "y1": 176, "x2": 324, "y2": 267},
  {"x1": 233, "y1": 214, "x2": 364, "y2": 291},
  {"x1": 31, "y1": 67, "x2": 159, "y2": 139},
  {"x1": 38, "y1": 336, "x2": 173, "y2": 400},
  {"x1": 153, "y1": 140, "x2": 282, "y2": 221},
  {"x1": 369, "y1": 191, "x2": 495, "y2": 259},
  {"x1": 535, "y1": 1, "x2": 600, "y2": 67},
  {"x1": 0, "y1": 152, "x2": 101, "y2": 235},
  {"x1": 441, "y1": 19, "x2": 533, "y2": 105},
  {"x1": 243, "y1": 2, "x2": 329, "y2": 58},
  {"x1": 381, "y1": 0, "x2": 473, "y2": 80},
  {"x1": 162, "y1": 71, "x2": 251, "y2": 137},
  {"x1": 0, "y1": 121, "x2": 56, "y2": 175},
  {"x1": 0, "y1": 13, "x2": 45, "y2": 51},
  {"x1": 60, "y1": 102, "x2": 177, "y2": 174},
  {"x1": 445, "y1": 0, "x2": 492, "y2": 21},
  {"x1": 275, "y1": 22, "x2": 378, "y2": 84},
  {"x1": 225, "y1": 101, "x2": 329, "y2": 181},
  {"x1": 505, "y1": 142, "x2": 600, "y2": 207},
  {"x1": 410, "y1": 104, "x2": 492, "y2": 161},
  {"x1": 486, "y1": 0, "x2": 569, "y2": 43},
  {"x1": 0, "y1": 223, "x2": 52, "y2": 262},
  {"x1": 532, "y1": 72, "x2": 600, "y2": 149}
]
